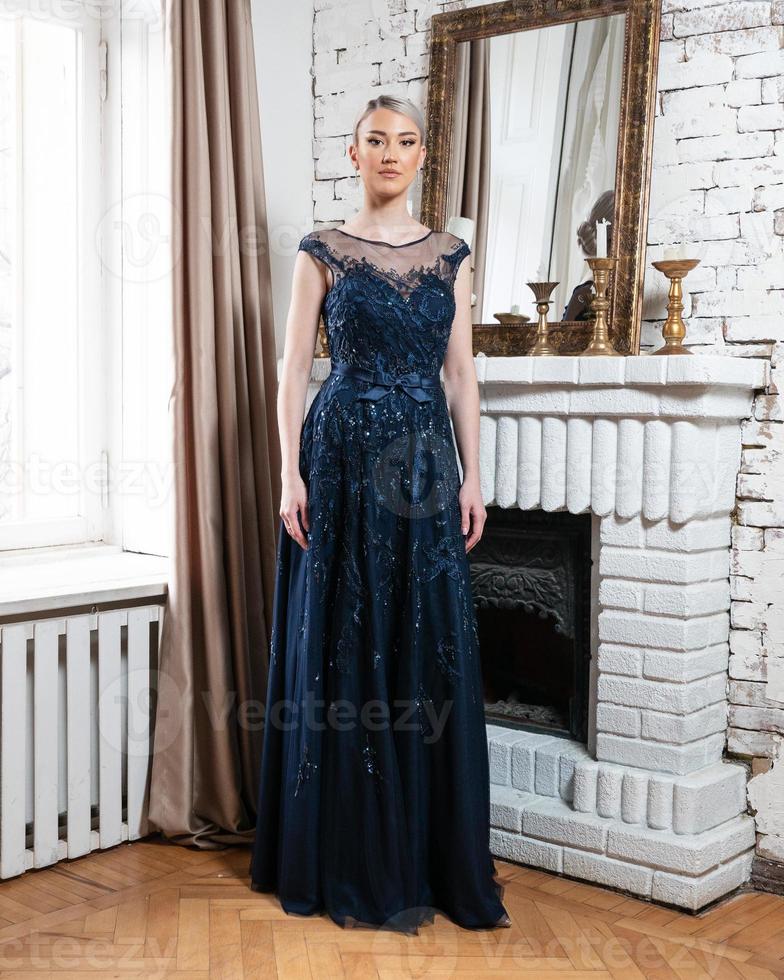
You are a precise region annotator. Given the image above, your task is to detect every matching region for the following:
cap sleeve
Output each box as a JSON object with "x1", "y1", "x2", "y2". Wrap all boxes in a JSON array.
[
  {"x1": 445, "y1": 236, "x2": 471, "y2": 285},
  {"x1": 298, "y1": 231, "x2": 342, "y2": 281},
  {"x1": 454, "y1": 238, "x2": 471, "y2": 261},
  {"x1": 298, "y1": 231, "x2": 328, "y2": 261}
]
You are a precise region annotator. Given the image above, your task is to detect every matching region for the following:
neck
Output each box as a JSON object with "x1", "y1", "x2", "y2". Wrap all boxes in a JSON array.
[{"x1": 353, "y1": 195, "x2": 418, "y2": 236}]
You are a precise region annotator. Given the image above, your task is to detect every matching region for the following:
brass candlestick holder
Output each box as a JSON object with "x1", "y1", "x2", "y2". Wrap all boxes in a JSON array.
[
  {"x1": 526, "y1": 281, "x2": 560, "y2": 356},
  {"x1": 315, "y1": 320, "x2": 330, "y2": 357},
  {"x1": 581, "y1": 257, "x2": 620, "y2": 356},
  {"x1": 650, "y1": 258, "x2": 700, "y2": 355}
]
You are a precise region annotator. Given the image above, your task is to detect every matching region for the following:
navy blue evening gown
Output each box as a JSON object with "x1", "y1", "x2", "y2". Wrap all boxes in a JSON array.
[{"x1": 249, "y1": 226, "x2": 509, "y2": 934}]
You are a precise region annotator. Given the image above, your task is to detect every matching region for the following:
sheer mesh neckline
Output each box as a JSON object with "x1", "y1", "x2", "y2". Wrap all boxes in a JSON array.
[
  {"x1": 300, "y1": 227, "x2": 470, "y2": 299},
  {"x1": 336, "y1": 227, "x2": 434, "y2": 248}
]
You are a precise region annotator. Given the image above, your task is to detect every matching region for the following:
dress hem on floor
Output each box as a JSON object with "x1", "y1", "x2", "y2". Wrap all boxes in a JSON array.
[{"x1": 248, "y1": 867, "x2": 510, "y2": 936}]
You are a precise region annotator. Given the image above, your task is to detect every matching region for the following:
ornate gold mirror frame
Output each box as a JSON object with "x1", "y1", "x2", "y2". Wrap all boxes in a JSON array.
[{"x1": 422, "y1": 0, "x2": 662, "y2": 355}]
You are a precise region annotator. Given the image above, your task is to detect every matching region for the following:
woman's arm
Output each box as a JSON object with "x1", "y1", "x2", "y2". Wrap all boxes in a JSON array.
[
  {"x1": 276, "y1": 246, "x2": 328, "y2": 549},
  {"x1": 441, "y1": 254, "x2": 486, "y2": 552}
]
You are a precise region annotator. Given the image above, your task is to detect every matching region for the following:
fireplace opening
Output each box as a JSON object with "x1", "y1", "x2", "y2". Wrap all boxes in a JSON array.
[{"x1": 468, "y1": 507, "x2": 593, "y2": 742}]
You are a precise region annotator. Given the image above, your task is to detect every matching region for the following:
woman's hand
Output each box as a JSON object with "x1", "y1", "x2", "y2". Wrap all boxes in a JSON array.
[
  {"x1": 280, "y1": 472, "x2": 310, "y2": 550},
  {"x1": 458, "y1": 476, "x2": 486, "y2": 552}
]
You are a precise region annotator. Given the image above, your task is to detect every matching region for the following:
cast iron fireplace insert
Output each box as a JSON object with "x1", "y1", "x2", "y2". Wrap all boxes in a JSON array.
[{"x1": 468, "y1": 506, "x2": 593, "y2": 742}]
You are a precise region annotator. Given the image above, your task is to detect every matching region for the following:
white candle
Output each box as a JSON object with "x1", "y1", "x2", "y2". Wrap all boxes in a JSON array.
[
  {"x1": 596, "y1": 219, "x2": 609, "y2": 258},
  {"x1": 663, "y1": 246, "x2": 678, "y2": 260},
  {"x1": 511, "y1": 303, "x2": 519, "y2": 314}
]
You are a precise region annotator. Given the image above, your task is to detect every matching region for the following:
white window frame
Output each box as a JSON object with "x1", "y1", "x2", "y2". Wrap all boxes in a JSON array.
[
  {"x1": 0, "y1": 1, "x2": 105, "y2": 551},
  {"x1": 112, "y1": 1, "x2": 173, "y2": 558},
  {"x1": 0, "y1": 0, "x2": 172, "y2": 558}
]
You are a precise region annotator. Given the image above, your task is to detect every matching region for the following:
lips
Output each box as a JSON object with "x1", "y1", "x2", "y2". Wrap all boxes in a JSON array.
[{"x1": 379, "y1": 171, "x2": 401, "y2": 176}]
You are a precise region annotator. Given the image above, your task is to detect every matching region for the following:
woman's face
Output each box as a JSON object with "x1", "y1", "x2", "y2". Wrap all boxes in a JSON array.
[{"x1": 351, "y1": 108, "x2": 426, "y2": 195}]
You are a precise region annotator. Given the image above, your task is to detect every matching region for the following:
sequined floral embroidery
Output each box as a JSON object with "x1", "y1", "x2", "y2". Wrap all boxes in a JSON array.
[
  {"x1": 421, "y1": 533, "x2": 464, "y2": 583},
  {"x1": 365, "y1": 521, "x2": 400, "y2": 602},
  {"x1": 331, "y1": 621, "x2": 354, "y2": 674},
  {"x1": 436, "y1": 633, "x2": 461, "y2": 682},
  {"x1": 294, "y1": 743, "x2": 318, "y2": 797},
  {"x1": 362, "y1": 733, "x2": 385, "y2": 795},
  {"x1": 415, "y1": 683, "x2": 434, "y2": 737}
]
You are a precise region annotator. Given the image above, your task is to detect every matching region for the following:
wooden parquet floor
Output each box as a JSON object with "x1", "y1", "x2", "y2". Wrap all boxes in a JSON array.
[{"x1": 0, "y1": 839, "x2": 782, "y2": 979}]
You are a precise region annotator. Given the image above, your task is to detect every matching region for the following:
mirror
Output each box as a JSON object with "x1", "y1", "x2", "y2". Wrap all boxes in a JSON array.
[
  {"x1": 449, "y1": 14, "x2": 624, "y2": 325},
  {"x1": 422, "y1": 0, "x2": 662, "y2": 355}
]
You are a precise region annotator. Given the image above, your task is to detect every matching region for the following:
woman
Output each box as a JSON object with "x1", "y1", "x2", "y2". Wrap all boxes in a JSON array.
[{"x1": 249, "y1": 94, "x2": 511, "y2": 935}]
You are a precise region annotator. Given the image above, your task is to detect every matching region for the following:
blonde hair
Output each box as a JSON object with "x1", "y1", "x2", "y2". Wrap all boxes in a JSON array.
[{"x1": 352, "y1": 94, "x2": 426, "y2": 147}]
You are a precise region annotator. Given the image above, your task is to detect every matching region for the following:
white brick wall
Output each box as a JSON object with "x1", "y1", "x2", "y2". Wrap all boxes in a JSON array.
[{"x1": 306, "y1": 0, "x2": 784, "y2": 865}]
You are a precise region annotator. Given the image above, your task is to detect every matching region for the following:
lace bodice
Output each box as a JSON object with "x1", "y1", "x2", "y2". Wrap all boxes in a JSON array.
[{"x1": 298, "y1": 227, "x2": 471, "y2": 377}]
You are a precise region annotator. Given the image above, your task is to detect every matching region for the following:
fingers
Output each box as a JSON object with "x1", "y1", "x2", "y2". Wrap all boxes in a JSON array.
[
  {"x1": 281, "y1": 506, "x2": 309, "y2": 551},
  {"x1": 460, "y1": 492, "x2": 486, "y2": 552},
  {"x1": 460, "y1": 500, "x2": 471, "y2": 537},
  {"x1": 464, "y1": 505, "x2": 486, "y2": 553}
]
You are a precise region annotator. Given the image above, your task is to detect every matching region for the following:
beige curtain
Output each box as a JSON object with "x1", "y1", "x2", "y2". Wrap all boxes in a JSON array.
[
  {"x1": 448, "y1": 38, "x2": 491, "y2": 321},
  {"x1": 148, "y1": 0, "x2": 281, "y2": 847}
]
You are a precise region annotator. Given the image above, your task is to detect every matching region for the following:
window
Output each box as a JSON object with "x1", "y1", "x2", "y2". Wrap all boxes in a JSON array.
[{"x1": 0, "y1": 0, "x2": 172, "y2": 556}]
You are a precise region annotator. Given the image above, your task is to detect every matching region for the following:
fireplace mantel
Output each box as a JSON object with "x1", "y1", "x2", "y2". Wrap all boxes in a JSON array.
[
  {"x1": 474, "y1": 352, "x2": 767, "y2": 391},
  {"x1": 474, "y1": 354, "x2": 769, "y2": 523}
]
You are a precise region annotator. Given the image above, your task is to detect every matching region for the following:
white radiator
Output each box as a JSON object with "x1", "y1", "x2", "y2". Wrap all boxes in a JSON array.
[{"x1": 0, "y1": 605, "x2": 163, "y2": 879}]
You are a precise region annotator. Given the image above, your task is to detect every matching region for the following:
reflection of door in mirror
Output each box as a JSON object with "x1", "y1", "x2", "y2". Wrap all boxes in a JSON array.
[{"x1": 447, "y1": 14, "x2": 625, "y2": 326}]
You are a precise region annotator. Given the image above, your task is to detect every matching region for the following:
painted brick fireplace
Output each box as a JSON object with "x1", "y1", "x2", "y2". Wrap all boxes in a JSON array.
[{"x1": 473, "y1": 351, "x2": 769, "y2": 910}]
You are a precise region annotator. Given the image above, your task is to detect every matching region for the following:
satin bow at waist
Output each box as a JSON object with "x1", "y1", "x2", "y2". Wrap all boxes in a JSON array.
[{"x1": 330, "y1": 361, "x2": 441, "y2": 404}]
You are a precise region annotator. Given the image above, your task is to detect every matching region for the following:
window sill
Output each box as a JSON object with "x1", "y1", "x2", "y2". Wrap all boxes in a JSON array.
[{"x1": 0, "y1": 543, "x2": 169, "y2": 620}]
